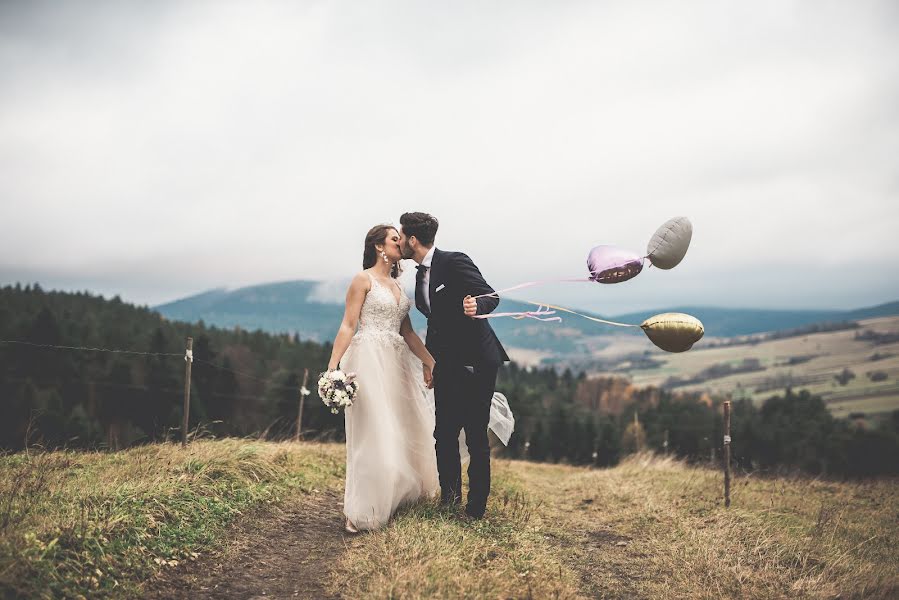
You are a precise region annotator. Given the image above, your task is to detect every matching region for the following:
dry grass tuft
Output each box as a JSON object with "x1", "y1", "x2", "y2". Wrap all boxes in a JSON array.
[{"x1": 0, "y1": 440, "x2": 344, "y2": 599}]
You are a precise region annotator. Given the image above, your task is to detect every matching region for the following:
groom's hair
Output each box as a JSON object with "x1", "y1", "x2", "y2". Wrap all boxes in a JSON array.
[{"x1": 400, "y1": 212, "x2": 438, "y2": 247}]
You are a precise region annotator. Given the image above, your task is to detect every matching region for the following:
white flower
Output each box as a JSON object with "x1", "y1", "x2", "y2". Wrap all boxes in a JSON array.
[{"x1": 317, "y1": 369, "x2": 357, "y2": 413}]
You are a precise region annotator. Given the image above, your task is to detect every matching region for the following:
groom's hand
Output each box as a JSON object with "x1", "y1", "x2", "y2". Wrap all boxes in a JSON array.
[
  {"x1": 463, "y1": 295, "x2": 478, "y2": 317},
  {"x1": 423, "y1": 362, "x2": 434, "y2": 389}
]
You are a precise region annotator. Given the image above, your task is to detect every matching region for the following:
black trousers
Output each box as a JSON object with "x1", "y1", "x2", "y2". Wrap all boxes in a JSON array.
[{"x1": 433, "y1": 362, "x2": 499, "y2": 517}]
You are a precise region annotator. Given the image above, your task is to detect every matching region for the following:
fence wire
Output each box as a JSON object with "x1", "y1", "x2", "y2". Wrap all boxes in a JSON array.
[{"x1": 0, "y1": 339, "x2": 315, "y2": 396}]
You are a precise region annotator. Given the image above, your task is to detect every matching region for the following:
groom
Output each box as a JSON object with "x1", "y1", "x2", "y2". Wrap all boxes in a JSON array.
[{"x1": 399, "y1": 212, "x2": 509, "y2": 519}]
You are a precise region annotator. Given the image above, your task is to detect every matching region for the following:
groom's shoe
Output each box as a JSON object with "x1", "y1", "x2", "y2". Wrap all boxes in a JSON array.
[{"x1": 464, "y1": 505, "x2": 485, "y2": 520}]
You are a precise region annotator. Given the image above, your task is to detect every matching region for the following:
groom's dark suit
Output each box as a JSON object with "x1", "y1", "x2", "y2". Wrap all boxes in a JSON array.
[{"x1": 415, "y1": 248, "x2": 509, "y2": 517}]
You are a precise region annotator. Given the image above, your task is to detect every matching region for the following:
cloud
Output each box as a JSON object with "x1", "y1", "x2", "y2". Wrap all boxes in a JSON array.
[
  {"x1": 1, "y1": 0, "x2": 898, "y2": 311},
  {"x1": 306, "y1": 279, "x2": 352, "y2": 305}
]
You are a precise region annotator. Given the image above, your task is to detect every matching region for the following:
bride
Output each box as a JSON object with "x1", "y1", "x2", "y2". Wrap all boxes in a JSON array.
[
  {"x1": 326, "y1": 224, "x2": 439, "y2": 533},
  {"x1": 326, "y1": 224, "x2": 512, "y2": 533}
]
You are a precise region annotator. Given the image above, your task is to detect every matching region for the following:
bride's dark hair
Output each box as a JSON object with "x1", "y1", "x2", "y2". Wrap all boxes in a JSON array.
[{"x1": 363, "y1": 224, "x2": 401, "y2": 278}]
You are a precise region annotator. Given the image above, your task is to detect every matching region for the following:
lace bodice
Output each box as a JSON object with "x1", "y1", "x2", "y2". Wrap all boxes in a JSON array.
[{"x1": 354, "y1": 273, "x2": 411, "y2": 344}]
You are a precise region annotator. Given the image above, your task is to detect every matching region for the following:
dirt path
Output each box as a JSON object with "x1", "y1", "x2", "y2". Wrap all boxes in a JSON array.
[
  {"x1": 506, "y1": 462, "x2": 650, "y2": 599},
  {"x1": 143, "y1": 489, "x2": 352, "y2": 600}
]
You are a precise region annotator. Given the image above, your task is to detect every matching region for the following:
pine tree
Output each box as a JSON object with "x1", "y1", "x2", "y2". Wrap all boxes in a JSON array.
[
  {"x1": 596, "y1": 418, "x2": 621, "y2": 467},
  {"x1": 141, "y1": 328, "x2": 178, "y2": 440},
  {"x1": 209, "y1": 356, "x2": 239, "y2": 434}
]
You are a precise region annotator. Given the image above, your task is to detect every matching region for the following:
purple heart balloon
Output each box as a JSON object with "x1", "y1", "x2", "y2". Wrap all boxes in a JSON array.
[{"x1": 587, "y1": 245, "x2": 645, "y2": 283}]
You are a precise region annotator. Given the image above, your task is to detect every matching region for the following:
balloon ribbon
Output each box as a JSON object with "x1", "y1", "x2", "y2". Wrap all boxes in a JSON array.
[
  {"x1": 471, "y1": 278, "x2": 591, "y2": 300},
  {"x1": 474, "y1": 300, "x2": 639, "y2": 328}
]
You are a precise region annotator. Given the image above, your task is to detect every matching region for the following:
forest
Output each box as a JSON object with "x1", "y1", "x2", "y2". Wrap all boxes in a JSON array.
[{"x1": 2, "y1": 284, "x2": 897, "y2": 476}]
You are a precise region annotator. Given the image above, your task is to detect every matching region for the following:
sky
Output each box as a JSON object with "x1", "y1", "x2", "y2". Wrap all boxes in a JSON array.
[{"x1": 1, "y1": 0, "x2": 898, "y2": 315}]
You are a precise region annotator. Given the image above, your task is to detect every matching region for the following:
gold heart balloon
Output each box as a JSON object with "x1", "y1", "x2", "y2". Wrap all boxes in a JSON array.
[{"x1": 641, "y1": 312, "x2": 705, "y2": 353}]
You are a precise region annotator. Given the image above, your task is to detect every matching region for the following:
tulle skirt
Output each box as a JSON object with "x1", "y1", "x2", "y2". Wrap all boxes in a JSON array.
[{"x1": 340, "y1": 332, "x2": 439, "y2": 530}]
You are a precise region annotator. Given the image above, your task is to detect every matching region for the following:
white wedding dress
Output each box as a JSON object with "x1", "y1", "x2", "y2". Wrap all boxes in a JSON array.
[{"x1": 340, "y1": 272, "x2": 514, "y2": 531}]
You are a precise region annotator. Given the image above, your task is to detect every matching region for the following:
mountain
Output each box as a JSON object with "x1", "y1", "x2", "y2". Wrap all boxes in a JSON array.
[
  {"x1": 845, "y1": 301, "x2": 899, "y2": 321},
  {"x1": 156, "y1": 281, "x2": 342, "y2": 342},
  {"x1": 154, "y1": 280, "x2": 899, "y2": 352},
  {"x1": 612, "y1": 307, "x2": 836, "y2": 337},
  {"x1": 612, "y1": 301, "x2": 899, "y2": 338},
  {"x1": 154, "y1": 280, "x2": 606, "y2": 351}
]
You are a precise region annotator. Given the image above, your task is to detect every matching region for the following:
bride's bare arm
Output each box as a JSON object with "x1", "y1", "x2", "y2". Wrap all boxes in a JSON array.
[
  {"x1": 400, "y1": 315, "x2": 436, "y2": 388},
  {"x1": 327, "y1": 273, "x2": 369, "y2": 371},
  {"x1": 400, "y1": 315, "x2": 434, "y2": 367}
]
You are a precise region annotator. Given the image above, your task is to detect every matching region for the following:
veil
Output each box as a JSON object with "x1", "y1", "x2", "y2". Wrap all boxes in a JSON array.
[{"x1": 422, "y1": 388, "x2": 515, "y2": 464}]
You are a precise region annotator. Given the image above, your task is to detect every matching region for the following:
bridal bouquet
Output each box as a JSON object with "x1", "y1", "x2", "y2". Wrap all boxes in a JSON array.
[{"x1": 317, "y1": 369, "x2": 358, "y2": 414}]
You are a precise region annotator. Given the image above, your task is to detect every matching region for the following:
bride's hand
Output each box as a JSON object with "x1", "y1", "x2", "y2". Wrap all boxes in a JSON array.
[{"x1": 423, "y1": 361, "x2": 435, "y2": 389}]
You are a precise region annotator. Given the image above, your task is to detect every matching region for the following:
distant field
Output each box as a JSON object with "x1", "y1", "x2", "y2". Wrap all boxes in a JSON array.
[{"x1": 616, "y1": 316, "x2": 899, "y2": 418}]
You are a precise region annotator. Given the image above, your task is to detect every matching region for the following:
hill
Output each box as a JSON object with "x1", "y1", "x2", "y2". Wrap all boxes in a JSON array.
[
  {"x1": 2, "y1": 440, "x2": 896, "y2": 599},
  {"x1": 154, "y1": 280, "x2": 899, "y2": 356},
  {"x1": 154, "y1": 279, "x2": 608, "y2": 353},
  {"x1": 618, "y1": 315, "x2": 899, "y2": 420},
  {"x1": 154, "y1": 281, "x2": 340, "y2": 341}
]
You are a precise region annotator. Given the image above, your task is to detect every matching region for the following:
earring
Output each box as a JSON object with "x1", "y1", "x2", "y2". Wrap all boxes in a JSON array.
[{"x1": 381, "y1": 251, "x2": 388, "y2": 263}]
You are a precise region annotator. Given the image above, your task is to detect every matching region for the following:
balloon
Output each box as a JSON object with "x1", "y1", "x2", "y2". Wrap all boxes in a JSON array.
[
  {"x1": 641, "y1": 312, "x2": 704, "y2": 352},
  {"x1": 647, "y1": 217, "x2": 692, "y2": 270},
  {"x1": 587, "y1": 245, "x2": 644, "y2": 283}
]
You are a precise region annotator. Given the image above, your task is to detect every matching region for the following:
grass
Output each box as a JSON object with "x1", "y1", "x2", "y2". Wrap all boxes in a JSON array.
[
  {"x1": 510, "y1": 452, "x2": 899, "y2": 599},
  {"x1": 331, "y1": 469, "x2": 584, "y2": 599},
  {"x1": 0, "y1": 439, "x2": 344, "y2": 599},
  {"x1": 326, "y1": 453, "x2": 898, "y2": 599},
  {"x1": 2, "y1": 441, "x2": 897, "y2": 599}
]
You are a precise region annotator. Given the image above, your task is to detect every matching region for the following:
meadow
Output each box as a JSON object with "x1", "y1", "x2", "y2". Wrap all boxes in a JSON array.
[{"x1": 2, "y1": 439, "x2": 896, "y2": 599}]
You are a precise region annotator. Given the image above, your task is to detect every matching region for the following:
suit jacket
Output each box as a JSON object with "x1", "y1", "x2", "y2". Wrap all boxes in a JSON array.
[{"x1": 422, "y1": 248, "x2": 510, "y2": 367}]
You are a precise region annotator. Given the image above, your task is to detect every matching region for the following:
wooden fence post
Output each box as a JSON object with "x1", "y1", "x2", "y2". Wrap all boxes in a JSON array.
[
  {"x1": 182, "y1": 337, "x2": 193, "y2": 447},
  {"x1": 295, "y1": 368, "x2": 310, "y2": 442},
  {"x1": 723, "y1": 400, "x2": 732, "y2": 507}
]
